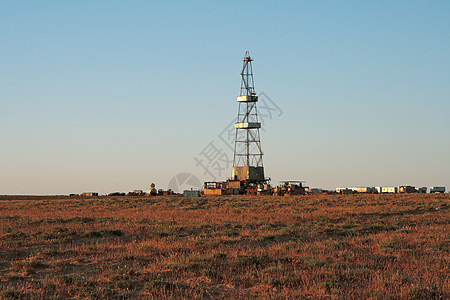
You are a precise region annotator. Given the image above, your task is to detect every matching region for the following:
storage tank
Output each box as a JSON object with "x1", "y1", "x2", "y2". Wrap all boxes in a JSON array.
[{"x1": 147, "y1": 183, "x2": 158, "y2": 195}]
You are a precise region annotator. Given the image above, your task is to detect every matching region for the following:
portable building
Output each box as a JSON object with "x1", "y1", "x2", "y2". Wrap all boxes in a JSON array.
[
  {"x1": 336, "y1": 188, "x2": 353, "y2": 194},
  {"x1": 350, "y1": 187, "x2": 366, "y2": 193},
  {"x1": 417, "y1": 187, "x2": 427, "y2": 193},
  {"x1": 381, "y1": 187, "x2": 397, "y2": 193},
  {"x1": 183, "y1": 190, "x2": 201, "y2": 197},
  {"x1": 398, "y1": 186, "x2": 416, "y2": 193},
  {"x1": 203, "y1": 188, "x2": 223, "y2": 195},
  {"x1": 430, "y1": 186, "x2": 446, "y2": 193}
]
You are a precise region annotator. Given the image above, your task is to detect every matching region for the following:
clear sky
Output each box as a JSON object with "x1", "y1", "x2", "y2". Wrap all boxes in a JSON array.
[{"x1": 1, "y1": 1, "x2": 449, "y2": 195}]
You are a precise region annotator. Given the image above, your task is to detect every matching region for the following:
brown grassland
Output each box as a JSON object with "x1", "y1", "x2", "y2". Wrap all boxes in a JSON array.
[{"x1": 0, "y1": 193, "x2": 448, "y2": 299}]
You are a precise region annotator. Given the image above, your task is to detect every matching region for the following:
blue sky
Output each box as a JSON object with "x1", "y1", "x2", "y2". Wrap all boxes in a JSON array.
[{"x1": 1, "y1": 1, "x2": 449, "y2": 194}]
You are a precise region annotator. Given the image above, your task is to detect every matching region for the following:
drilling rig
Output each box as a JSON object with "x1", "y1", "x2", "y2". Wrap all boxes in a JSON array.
[
  {"x1": 203, "y1": 51, "x2": 271, "y2": 195},
  {"x1": 231, "y1": 51, "x2": 270, "y2": 194}
]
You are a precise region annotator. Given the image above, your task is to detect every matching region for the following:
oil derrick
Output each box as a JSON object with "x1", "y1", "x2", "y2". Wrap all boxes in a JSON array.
[
  {"x1": 203, "y1": 51, "x2": 270, "y2": 196},
  {"x1": 232, "y1": 51, "x2": 267, "y2": 191}
]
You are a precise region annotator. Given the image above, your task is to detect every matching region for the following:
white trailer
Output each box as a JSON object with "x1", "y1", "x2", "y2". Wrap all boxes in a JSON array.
[{"x1": 381, "y1": 187, "x2": 397, "y2": 193}]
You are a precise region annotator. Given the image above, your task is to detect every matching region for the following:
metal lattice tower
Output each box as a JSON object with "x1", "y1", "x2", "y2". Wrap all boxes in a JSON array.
[{"x1": 232, "y1": 51, "x2": 265, "y2": 181}]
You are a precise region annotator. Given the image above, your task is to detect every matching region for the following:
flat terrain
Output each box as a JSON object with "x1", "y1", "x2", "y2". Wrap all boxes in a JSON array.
[{"x1": 0, "y1": 194, "x2": 448, "y2": 299}]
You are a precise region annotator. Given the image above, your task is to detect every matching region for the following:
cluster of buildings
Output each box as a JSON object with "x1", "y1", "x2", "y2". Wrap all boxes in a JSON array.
[
  {"x1": 335, "y1": 186, "x2": 445, "y2": 194},
  {"x1": 203, "y1": 180, "x2": 308, "y2": 196},
  {"x1": 70, "y1": 183, "x2": 176, "y2": 198},
  {"x1": 69, "y1": 184, "x2": 446, "y2": 198}
]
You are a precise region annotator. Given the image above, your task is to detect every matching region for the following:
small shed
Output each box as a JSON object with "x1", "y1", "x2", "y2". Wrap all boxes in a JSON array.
[{"x1": 183, "y1": 190, "x2": 201, "y2": 197}]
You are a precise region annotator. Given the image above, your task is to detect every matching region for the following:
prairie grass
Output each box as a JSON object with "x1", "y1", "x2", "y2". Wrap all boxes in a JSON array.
[{"x1": 0, "y1": 194, "x2": 448, "y2": 299}]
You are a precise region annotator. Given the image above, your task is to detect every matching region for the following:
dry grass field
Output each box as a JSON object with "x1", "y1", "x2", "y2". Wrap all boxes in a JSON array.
[{"x1": 0, "y1": 193, "x2": 448, "y2": 299}]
